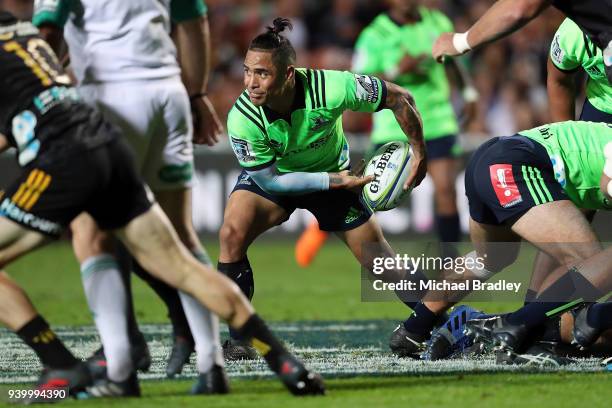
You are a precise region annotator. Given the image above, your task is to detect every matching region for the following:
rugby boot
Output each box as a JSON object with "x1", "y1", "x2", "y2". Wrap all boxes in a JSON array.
[
  {"x1": 166, "y1": 335, "x2": 194, "y2": 378},
  {"x1": 24, "y1": 362, "x2": 92, "y2": 404},
  {"x1": 190, "y1": 364, "x2": 230, "y2": 395},
  {"x1": 465, "y1": 314, "x2": 529, "y2": 352},
  {"x1": 82, "y1": 372, "x2": 141, "y2": 398},
  {"x1": 277, "y1": 353, "x2": 325, "y2": 396},
  {"x1": 87, "y1": 335, "x2": 151, "y2": 380},
  {"x1": 571, "y1": 303, "x2": 601, "y2": 349},
  {"x1": 389, "y1": 324, "x2": 429, "y2": 358},
  {"x1": 423, "y1": 305, "x2": 487, "y2": 360},
  {"x1": 222, "y1": 338, "x2": 258, "y2": 360},
  {"x1": 495, "y1": 341, "x2": 575, "y2": 367}
]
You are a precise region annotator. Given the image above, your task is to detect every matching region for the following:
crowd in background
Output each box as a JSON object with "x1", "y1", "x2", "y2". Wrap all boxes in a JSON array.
[
  {"x1": 203, "y1": 0, "x2": 568, "y2": 145},
  {"x1": 1, "y1": 0, "x2": 570, "y2": 145}
]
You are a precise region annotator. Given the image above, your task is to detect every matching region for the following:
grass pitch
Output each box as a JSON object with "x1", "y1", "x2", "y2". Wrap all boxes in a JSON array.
[{"x1": 1, "y1": 239, "x2": 610, "y2": 407}]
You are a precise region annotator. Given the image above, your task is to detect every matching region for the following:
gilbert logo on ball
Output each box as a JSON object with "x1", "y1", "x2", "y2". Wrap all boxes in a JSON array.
[{"x1": 361, "y1": 141, "x2": 413, "y2": 211}]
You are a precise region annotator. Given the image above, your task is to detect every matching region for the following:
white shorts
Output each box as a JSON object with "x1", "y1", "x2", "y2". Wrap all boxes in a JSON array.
[{"x1": 78, "y1": 76, "x2": 194, "y2": 190}]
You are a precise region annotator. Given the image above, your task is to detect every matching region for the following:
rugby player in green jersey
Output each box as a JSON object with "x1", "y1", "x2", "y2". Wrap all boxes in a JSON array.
[
  {"x1": 548, "y1": 18, "x2": 612, "y2": 123},
  {"x1": 396, "y1": 121, "x2": 612, "y2": 359},
  {"x1": 296, "y1": 0, "x2": 478, "y2": 270},
  {"x1": 353, "y1": 0, "x2": 477, "y2": 254},
  {"x1": 218, "y1": 18, "x2": 427, "y2": 359},
  {"x1": 524, "y1": 18, "x2": 612, "y2": 308}
]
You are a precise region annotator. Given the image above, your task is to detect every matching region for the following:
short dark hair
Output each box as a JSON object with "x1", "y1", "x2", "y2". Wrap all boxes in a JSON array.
[{"x1": 248, "y1": 17, "x2": 296, "y2": 68}]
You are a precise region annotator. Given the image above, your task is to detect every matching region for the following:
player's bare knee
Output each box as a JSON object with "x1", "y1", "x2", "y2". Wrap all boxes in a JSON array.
[{"x1": 219, "y1": 221, "x2": 248, "y2": 258}]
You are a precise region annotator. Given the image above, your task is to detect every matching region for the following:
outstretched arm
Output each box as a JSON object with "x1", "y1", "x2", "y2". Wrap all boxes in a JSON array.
[
  {"x1": 432, "y1": 0, "x2": 552, "y2": 61},
  {"x1": 382, "y1": 81, "x2": 426, "y2": 190}
]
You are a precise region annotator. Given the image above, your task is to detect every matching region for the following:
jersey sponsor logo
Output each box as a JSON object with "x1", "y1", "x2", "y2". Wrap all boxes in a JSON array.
[
  {"x1": 310, "y1": 116, "x2": 330, "y2": 131},
  {"x1": 550, "y1": 155, "x2": 566, "y2": 187},
  {"x1": 354, "y1": 74, "x2": 379, "y2": 103},
  {"x1": 230, "y1": 136, "x2": 257, "y2": 163},
  {"x1": 551, "y1": 34, "x2": 565, "y2": 65},
  {"x1": 12, "y1": 111, "x2": 40, "y2": 166},
  {"x1": 0, "y1": 197, "x2": 62, "y2": 236},
  {"x1": 489, "y1": 164, "x2": 523, "y2": 208}
]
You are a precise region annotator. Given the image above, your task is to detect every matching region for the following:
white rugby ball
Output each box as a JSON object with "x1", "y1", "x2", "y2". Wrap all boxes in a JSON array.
[{"x1": 361, "y1": 141, "x2": 413, "y2": 211}]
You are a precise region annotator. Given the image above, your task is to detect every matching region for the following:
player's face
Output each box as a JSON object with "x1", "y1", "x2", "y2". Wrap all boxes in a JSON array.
[{"x1": 243, "y1": 50, "x2": 289, "y2": 106}]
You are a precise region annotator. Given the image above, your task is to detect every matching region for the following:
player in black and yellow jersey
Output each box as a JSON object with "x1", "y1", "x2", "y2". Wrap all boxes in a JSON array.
[{"x1": 0, "y1": 11, "x2": 324, "y2": 400}]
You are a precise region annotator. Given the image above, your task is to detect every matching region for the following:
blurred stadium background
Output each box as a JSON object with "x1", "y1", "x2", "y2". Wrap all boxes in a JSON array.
[
  {"x1": 1, "y1": 0, "x2": 611, "y2": 238},
  {"x1": 0, "y1": 0, "x2": 610, "y2": 406}
]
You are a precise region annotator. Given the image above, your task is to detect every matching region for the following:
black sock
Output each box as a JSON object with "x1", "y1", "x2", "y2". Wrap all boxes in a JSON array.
[
  {"x1": 234, "y1": 314, "x2": 287, "y2": 373},
  {"x1": 17, "y1": 315, "x2": 79, "y2": 369},
  {"x1": 435, "y1": 213, "x2": 460, "y2": 242},
  {"x1": 218, "y1": 258, "x2": 255, "y2": 340},
  {"x1": 132, "y1": 261, "x2": 193, "y2": 344},
  {"x1": 393, "y1": 264, "x2": 430, "y2": 310},
  {"x1": 114, "y1": 243, "x2": 142, "y2": 343},
  {"x1": 506, "y1": 268, "x2": 603, "y2": 328},
  {"x1": 587, "y1": 302, "x2": 612, "y2": 330},
  {"x1": 435, "y1": 214, "x2": 460, "y2": 259},
  {"x1": 523, "y1": 289, "x2": 538, "y2": 306},
  {"x1": 402, "y1": 302, "x2": 438, "y2": 335}
]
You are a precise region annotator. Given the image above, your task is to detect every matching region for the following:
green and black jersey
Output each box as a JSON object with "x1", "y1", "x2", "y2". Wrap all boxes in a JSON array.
[
  {"x1": 227, "y1": 69, "x2": 387, "y2": 173},
  {"x1": 353, "y1": 8, "x2": 458, "y2": 143},
  {"x1": 550, "y1": 18, "x2": 611, "y2": 114}
]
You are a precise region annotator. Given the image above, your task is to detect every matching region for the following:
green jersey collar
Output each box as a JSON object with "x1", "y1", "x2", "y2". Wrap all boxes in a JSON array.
[{"x1": 261, "y1": 73, "x2": 306, "y2": 125}]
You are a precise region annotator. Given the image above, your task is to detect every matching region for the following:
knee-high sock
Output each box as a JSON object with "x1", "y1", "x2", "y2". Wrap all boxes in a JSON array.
[
  {"x1": 217, "y1": 258, "x2": 254, "y2": 340},
  {"x1": 178, "y1": 248, "x2": 224, "y2": 372},
  {"x1": 114, "y1": 242, "x2": 142, "y2": 343},
  {"x1": 507, "y1": 267, "x2": 604, "y2": 328},
  {"x1": 81, "y1": 254, "x2": 132, "y2": 382}
]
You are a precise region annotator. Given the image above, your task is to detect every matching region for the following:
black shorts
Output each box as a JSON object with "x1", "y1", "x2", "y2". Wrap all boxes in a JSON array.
[
  {"x1": 464, "y1": 135, "x2": 567, "y2": 225},
  {"x1": 579, "y1": 99, "x2": 612, "y2": 123},
  {"x1": 231, "y1": 170, "x2": 372, "y2": 232},
  {"x1": 0, "y1": 138, "x2": 153, "y2": 237},
  {"x1": 371, "y1": 134, "x2": 459, "y2": 161}
]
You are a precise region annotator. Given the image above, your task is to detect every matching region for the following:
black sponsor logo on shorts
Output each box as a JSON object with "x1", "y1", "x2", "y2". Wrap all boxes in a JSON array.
[{"x1": 0, "y1": 198, "x2": 62, "y2": 235}]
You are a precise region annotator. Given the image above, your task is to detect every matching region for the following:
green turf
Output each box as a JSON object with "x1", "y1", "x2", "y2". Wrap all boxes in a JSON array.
[
  {"x1": 6, "y1": 239, "x2": 526, "y2": 325},
  {"x1": 4, "y1": 239, "x2": 610, "y2": 407},
  {"x1": 1, "y1": 374, "x2": 610, "y2": 407}
]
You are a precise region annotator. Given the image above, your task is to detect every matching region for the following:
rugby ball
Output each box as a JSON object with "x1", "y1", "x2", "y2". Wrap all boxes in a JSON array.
[{"x1": 361, "y1": 141, "x2": 413, "y2": 211}]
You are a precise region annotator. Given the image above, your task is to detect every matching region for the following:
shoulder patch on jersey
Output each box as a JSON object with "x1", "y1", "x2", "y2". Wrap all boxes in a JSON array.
[
  {"x1": 354, "y1": 74, "x2": 379, "y2": 103},
  {"x1": 230, "y1": 136, "x2": 258, "y2": 163},
  {"x1": 551, "y1": 34, "x2": 565, "y2": 66}
]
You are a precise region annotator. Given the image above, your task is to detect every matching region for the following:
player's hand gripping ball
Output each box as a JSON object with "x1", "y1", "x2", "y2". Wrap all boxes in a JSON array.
[{"x1": 361, "y1": 141, "x2": 413, "y2": 211}]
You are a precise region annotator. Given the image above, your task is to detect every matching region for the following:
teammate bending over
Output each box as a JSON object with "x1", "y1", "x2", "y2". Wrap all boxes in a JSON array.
[{"x1": 391, "y1": 121, "x2": 612, "y2": 359}]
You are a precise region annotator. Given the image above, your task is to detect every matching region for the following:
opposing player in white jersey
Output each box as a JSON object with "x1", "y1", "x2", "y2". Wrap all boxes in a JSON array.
[{"x1": 33, "y1": 0, "x2": 226, "y2": 395}]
